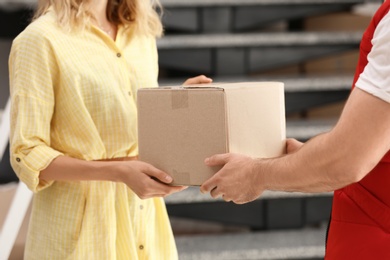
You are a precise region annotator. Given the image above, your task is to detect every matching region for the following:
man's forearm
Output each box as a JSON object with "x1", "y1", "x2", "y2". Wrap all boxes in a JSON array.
[
  {"x1": 261, "y1": 88, "x2": 390, "y2": 193},
  {"x1": 260, "y1": 132, "x2": 357, "y2": 193}
]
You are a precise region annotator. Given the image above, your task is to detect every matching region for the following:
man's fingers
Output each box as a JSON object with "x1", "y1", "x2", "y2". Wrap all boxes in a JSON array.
[
  {"x1": 201, "y1": 156, "x2": 230, "y2": 193},
  {"x1": 210, "y1": 186, "x2": 223, "y2": 199},
  {"x1": 222, "y1": 195, "x2": 232, "y2": 202},
  {"x1": 200, "y1": 177, "x2": 217, "y2": 194},
  {"x1": 210, "y1": 188, "x2": 233, "y2": 202},
  {"x1": 205, "y1": 153, "x2": 231, "y2": 167},
  {"x1": 286, "y1": 138, "x2": 304, "y2": 154},
  {"x1": 200, "y1": 154, "x2": 228, "y2": 193}
]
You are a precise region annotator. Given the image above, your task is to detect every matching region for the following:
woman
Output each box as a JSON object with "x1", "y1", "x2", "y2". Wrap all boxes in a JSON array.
[{"x1": 9, "y1": 0, "x2": 212, "y2": 259}]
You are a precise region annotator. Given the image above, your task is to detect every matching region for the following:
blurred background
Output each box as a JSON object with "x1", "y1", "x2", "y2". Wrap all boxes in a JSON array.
[{"x1": 0, "y1": 0, "x2": 383, "y2": 259}]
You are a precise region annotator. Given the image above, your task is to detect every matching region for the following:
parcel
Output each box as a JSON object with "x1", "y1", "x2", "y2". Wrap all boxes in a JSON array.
[{"x1": 137, "y1": 82, "x2": 286, "y2": 186}]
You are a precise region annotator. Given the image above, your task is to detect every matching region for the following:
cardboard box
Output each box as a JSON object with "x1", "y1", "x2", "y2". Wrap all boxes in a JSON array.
[{"x1": 137, "y1": 82, "x2": 286, "y2": 186}]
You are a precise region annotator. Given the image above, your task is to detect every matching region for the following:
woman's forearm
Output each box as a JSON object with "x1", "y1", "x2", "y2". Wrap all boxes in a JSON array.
[
  {"x1": 39, "y1": 155, "x2": 187, "y2": 199},
  {"x1": 39, "y1": 155, "x2": 122, "y2": 182}
]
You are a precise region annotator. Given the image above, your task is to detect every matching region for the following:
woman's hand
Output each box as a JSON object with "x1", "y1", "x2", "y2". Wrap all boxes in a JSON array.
[
  {"x1": 39, "y1": 156, "x2": 186, "y2": 199},
  {"x1": 183, "y1": 75, "x2": 213, "y2": 85},
  {"x1": 118, "y1": 160, "x2": 187, "y2": 199}
]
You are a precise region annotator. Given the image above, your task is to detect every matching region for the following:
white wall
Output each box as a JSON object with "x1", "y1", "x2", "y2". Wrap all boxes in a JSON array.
[{"x1": 0, "y1": 40, "x2": 12, "y2": 110}]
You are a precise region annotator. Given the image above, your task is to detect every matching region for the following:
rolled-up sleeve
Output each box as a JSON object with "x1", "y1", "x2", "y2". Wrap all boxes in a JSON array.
[
  {"x1": 9, "y1": 29, "x2": 63, "y2": 192},
  {"x1": 355, "y1": 12, "x2": 390, "y2": 103}
]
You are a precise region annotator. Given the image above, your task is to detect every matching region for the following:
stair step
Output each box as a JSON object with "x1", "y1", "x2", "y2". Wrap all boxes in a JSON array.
[
  {"x1": 175, "y1": 226, "x2": 326, "y2": 260},
  {"x1": 161, "y1": 0, "x2": 376, "y2": 32},
  {"x1": 257, "y1": 75, "x2": 352, "y2": 92},
  {"x1": 0, "y1": 0, "x2": 34, "y2": 9},
  {"x1": 287, "y1": 118, "x2": 338, "y2": 140},
  {"x1": 160, "y1": 75, "x2": 353, "y2": 92},
  {"x1": 161, "y1": 0, "x2": 374, "y2": 7},
  {"x1": 157, "y1": 33, "x2": 361, "y2": 75},
  {"x1": 161, "y1": 1, "x2": 375, "y2": 33},
  {"x1": 157, "y1": 32, "x2": 362, "y2": 49}
]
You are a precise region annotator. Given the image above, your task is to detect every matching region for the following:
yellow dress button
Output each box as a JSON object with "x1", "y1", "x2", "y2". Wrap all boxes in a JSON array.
[
  {"x1": 117, "y1": 53, "x2": 121, "y2": 58},
  {"x1": 139, "y1": 245, "x2": 144, "y2": 250},
  {"x1": 16, "y1": 158, "x2": 21, "y2": 162},
  {"x1": 140, "y1": 205, "x2": 144, "y2": 210}
]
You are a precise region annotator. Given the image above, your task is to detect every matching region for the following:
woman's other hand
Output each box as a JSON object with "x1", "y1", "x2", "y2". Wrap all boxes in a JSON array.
[{"x1": 183, "y1": 75, "x2": 213, "y2": 85}]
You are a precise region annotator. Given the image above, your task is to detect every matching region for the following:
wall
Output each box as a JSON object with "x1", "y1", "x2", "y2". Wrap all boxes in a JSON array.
[{"x1": 0, "y1": 40, "x2": 11, "y2": 109}]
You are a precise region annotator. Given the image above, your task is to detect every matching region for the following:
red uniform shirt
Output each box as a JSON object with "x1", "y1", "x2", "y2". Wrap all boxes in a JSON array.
[{"x1": 325, "y1": 2, "x2": 390, "y2": 259}]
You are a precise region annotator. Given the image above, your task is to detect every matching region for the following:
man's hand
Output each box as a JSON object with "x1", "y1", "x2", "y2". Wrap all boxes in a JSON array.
[
  {"x1": 200, "y1": 153, "x2": 265, "y2": 204},
  {"x1": 286, "y1": 138, "x2": 304, "y2": 154}
]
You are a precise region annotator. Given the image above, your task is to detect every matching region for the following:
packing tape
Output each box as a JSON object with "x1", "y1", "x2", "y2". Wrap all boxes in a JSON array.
[{"x1": 171, "y1": 89, "x2": 189, "y2": 109}]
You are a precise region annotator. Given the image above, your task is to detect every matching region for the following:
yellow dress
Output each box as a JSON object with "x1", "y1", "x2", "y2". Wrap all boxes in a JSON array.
[{"x1": 9, "y1": 10, "x2": 178, "y2": 260}]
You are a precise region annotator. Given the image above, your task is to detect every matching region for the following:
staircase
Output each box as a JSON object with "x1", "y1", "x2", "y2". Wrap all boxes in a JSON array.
[{"x1": 0, "y1": 0, "x2": 382, "y2": 259}]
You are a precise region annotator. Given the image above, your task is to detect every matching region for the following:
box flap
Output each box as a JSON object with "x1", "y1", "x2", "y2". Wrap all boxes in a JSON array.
[{"x1": 224, "y1": 82, "x2": 286, "y2": 157}]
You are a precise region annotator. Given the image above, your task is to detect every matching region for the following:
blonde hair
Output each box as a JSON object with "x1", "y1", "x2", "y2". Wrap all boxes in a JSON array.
[{"x1": 33, "y1": 0, "x2": 163, "y2": 37}]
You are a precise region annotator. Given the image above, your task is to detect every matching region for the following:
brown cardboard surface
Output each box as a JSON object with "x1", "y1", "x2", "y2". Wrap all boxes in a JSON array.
[{"x1": 138, "y1": 82, "x2": 286, "y2": 185}]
